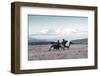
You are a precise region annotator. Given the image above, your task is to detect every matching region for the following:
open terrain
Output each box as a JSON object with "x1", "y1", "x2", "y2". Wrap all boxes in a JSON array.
[{"x1": 28, "y1": 44, "x2": 88, "y2": 60}]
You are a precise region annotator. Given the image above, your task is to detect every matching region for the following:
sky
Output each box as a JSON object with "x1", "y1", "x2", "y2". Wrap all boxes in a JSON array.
[{"x1": 28, "y1": 15, "x2": 88, "y2": 40}]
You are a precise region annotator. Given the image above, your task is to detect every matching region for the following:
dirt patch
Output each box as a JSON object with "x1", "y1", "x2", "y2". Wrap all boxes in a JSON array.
[{"x1": 28, "y1": 44, "x2": 88, "y2": 60}]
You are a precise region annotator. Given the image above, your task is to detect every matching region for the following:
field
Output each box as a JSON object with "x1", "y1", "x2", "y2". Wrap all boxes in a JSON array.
[{"x1": 28, "y1": 44, "x2": 88, "y2": 60}]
